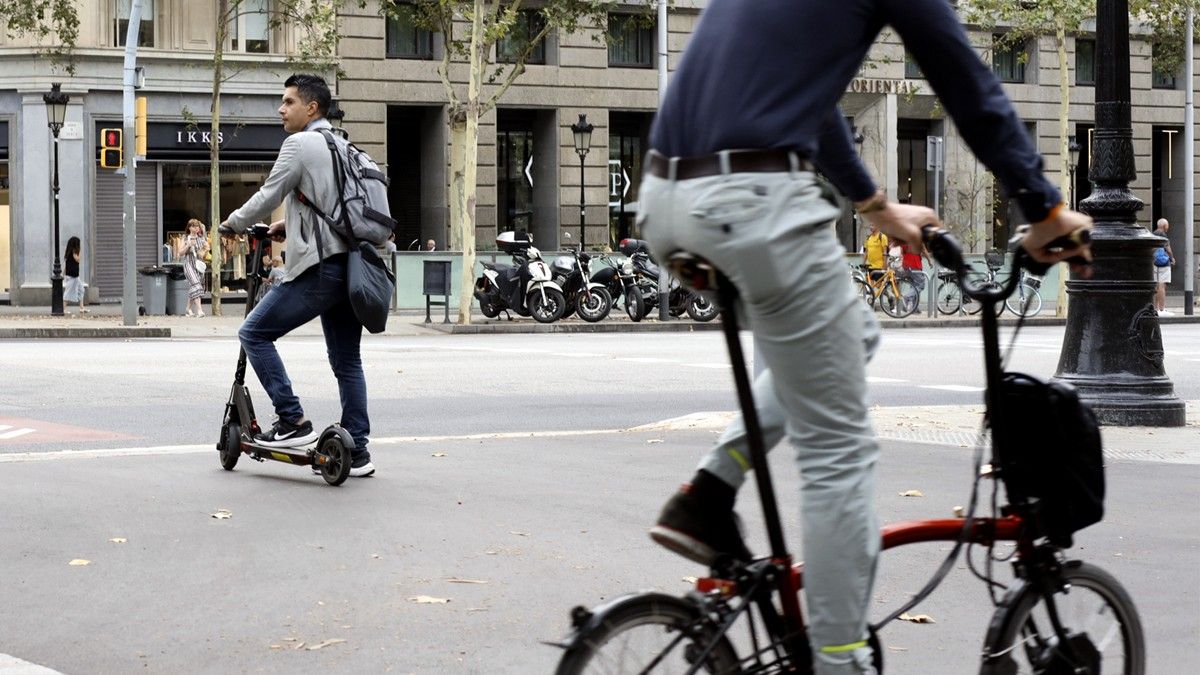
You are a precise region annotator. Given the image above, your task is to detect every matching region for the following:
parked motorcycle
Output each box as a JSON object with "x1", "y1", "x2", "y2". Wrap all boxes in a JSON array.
[
  {"x1": 551, "y1": 247, "x2": 613, "y2": 322},
  {"x1": 591, "y1": 252, "x2": 645, "y2": 322},
  {"x1": 619, "y1": 238, "x2": 719, "y2": 322},
  {"x1": 473, "y1": 230, "x2": 567, "y2": 323}
]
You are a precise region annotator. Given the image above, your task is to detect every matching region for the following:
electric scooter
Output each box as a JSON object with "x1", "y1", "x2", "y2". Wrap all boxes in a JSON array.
[{"x1": 214, "y1": 223, "x2": 354, "y2": 486}]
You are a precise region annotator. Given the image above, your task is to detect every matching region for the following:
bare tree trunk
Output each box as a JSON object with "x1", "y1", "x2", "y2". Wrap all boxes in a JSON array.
[
  {"x1": 209, "y1": 0, "x2": 229, "y2": 316},
  {"x1": 1055, "y1": 22, "x2": 1070, "y2": 316},
  {"x1": 453, "y1": 0, "x2": 486, "y2": 324}
]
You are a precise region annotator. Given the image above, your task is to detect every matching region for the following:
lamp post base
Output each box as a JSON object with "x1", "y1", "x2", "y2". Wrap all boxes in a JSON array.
[{"x1": 50, "y1": 275, "x2": 64, "y2": 316}]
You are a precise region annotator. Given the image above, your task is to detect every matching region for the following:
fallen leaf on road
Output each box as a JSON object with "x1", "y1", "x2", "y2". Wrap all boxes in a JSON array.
[
  {"x1": 109, "y1": 538, "x2": 127, "y2": 544},
  {"x1": 282, "y1": 637, "x2": 299, "y2": 642},
  {"x1": 898, "y1": 613, "x2": 935, "y2": 624},
  {"x1": 211, "y1": 509, "x2": 233, "y2": 519},
  {"x1": 68, "y1": 559, "x2": 91, "y2": 566},
  {"x1": 887, "y1": 645, "x2": 909, "y2": 652},
  {"x1": 269, "y1": 645, "x2": 282, "y2": 650},
  {"x1": 307, "y1": 639, "x2": 346, "y2": 651},
  {"x1": 467, "y1": 607, "x2": 488, "y2": 612},
  {"x1": 682, "y1": 576, "x2": 699, "y2": 584},
  {"x1": 899, "y1": 490, "x2": 925, "y2": 498},
  {"x1": 446, "y1": 578, "x2": 488, "y2": 584},
  {"x1": 953, "y1": 506, "x2": 965, "y2": 518},
  {"x1": 432, "y1": 452, "x2": 447, "y2": 457},
  {"x1": 647, "y1": 439, "x2": 664, "y2": 444},
  {"x1": 509, "y1": 531, "x2": 530, "y2": 537},
  {"x1": 293, "y1": 642, "x2": 306, "y2": 650},
  {"x1": 371, "y1": 554, "x2": 381, "y2": 559},
  {"x1": 409, "y1": 596, "x2": 451, "y2": 604}
]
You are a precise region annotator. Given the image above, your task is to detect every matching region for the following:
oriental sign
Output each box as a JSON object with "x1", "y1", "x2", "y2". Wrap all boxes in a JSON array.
[{"x1": 849, "y1": 78, "x2": 921, "y2": 95}]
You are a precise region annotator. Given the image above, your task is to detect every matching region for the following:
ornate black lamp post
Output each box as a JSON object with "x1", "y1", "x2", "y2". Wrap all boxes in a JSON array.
[
  {"x1": 327, "y1": 99, "x2": 346, "y2": 138},
  {"x1": 570, "y1": 114, "x2": 594, "y2": 247},
  {"x1": 1054, "y1": 0, "x2": 1184, "y2": 426},
  {"x1": 1067, "y1": 135, "x2": 1081, "y2": 210},
  {"x1": 44, "y1": 83, "x2": 69, "y2": 316}
]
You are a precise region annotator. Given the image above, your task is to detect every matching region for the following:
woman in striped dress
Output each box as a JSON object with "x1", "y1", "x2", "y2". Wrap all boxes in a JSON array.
[{"x1": 178, "y1": 219, "x2": 210, "y2": 317}]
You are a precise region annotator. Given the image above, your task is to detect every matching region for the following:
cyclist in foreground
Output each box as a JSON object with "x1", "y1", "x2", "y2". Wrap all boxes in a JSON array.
[{"x1": 639, "y1": 1, "x2": 1091, "y2": 672}]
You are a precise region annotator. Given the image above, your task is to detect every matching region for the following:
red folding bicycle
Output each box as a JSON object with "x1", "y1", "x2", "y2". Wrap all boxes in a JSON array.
[{"x1": 552, "y1": 226, "x2": 1144, "y2": 674}]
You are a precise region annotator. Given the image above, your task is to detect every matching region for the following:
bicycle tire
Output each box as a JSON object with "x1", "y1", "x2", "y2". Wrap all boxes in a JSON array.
[
  {"x1": 980, "y1": 560, "x2": 1145, "y2": 675},
  {"x1": 555, "y1": 594, "x2": 740, "y2": 675},
  {"x1": 881, "y1": 279, "x2": 919, "y2": 318},
  {"x1": 936, "y1": 279, "x2": 963, "y2": 315},
  {"x1": 855, "y1": 278, "x2": 875, "y2": 310},
  {"x1": 964, "y1": 281, "x2": 1005, "y2": 316},
  {"x1": 1004, "y1": 283, "x2": 1043, "y2": 318}
]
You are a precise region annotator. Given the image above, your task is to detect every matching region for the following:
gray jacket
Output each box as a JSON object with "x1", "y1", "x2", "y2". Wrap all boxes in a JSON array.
[{"x1": 226, "y1": 118, "x2": 347, "y2": 282}]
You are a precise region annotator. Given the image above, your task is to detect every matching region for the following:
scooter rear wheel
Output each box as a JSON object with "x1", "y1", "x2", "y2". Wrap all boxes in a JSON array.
[
  {"x1": 220, "y1": 423, "x2": 241, "y2": 471},
  {"x1": 317, "y1": 433, "x2": 353, "y2": 486}
]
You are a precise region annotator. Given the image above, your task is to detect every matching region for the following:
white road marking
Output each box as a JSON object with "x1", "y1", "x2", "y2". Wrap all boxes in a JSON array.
[
  {"x1": 919, "y1": 385, "x2": 985, "y2": 393},
  {"x1": 867, "y1": 376, "x2": 907, "y2": 383},
  {"x1": 683, "y1": 363, "x2": 730, "y2": 369},
  {"x1": 0, "y1": 653, "x2": 64, "y2": 674},
  {"x1": 0, "y1": 426, "x2": 36, "y2": 440},
  {"x1": 616, "y1": 357, "x2": 677, "y2": 364}
]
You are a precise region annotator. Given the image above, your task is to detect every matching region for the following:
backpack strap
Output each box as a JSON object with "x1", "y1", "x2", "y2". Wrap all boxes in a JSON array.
[{"x1": 291, "y1": 127, "x2": 357, "y2": 263}]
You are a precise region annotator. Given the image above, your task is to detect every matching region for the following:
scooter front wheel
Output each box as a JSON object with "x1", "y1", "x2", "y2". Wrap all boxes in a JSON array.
[
  {"x1": 316, "y1": 427, "x2": 354, "y2": 486},
  {"x1": 220, "y1": 423, "x2": 241, "y2": 471},
  {"x1": 528, "y1": 287, "x2": 567, "y2": 323}
]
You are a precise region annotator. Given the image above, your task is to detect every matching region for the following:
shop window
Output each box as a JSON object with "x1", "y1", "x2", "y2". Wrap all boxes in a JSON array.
[
  {"x1": 608, "y1": 14, "x2": 653, "y2": 68},
  {"x1": 497, "y1": 115, "x2": 534, "y2": 234},
  {"x1": 386, "y1": 2, "x2": 434, "y2": 59},
  {"x1": 992, "y1": 35, "x2": 1027, "y2": 83},
  {"x1": 609, "y1": 112, "x2": 650, "y2": 246},
  {"x1": 229, "y1": 0, "x2": 270, "y2": 54},
  {"x1": 497, "y1": 9, "x2": 546, "y2": 64},
  {"x1": 115, "y1": 0, "x2": 155, "y2": 48},
  {"x1": 1075, "y1": 38, "x2": 1095, "y2": 86}
]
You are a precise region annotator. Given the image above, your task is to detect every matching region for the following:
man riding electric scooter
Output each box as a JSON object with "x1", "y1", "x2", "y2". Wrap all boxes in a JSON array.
[{"x1": 219, "y1": 73, "x2": 375, "y2": 478}]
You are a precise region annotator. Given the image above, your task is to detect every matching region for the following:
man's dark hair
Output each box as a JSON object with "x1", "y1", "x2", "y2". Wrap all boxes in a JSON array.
[{"x1": 284, "y1": 73, "x2": 331, "y2": 117}]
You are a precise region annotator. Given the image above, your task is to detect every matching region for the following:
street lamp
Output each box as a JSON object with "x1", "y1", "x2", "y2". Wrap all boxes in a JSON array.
[
  {"x1": 326, "y1": 99, "x2": 346, "y2": 137},
  {"x1": 1067, "y1": 135, "x2": 1080, "y2": 209},
  {"x1": 44, "y1": 83, "x2": 69, "y2": 316},
  {"x1": 570, "y1": 113, "x2": 594, "y2": 247}
]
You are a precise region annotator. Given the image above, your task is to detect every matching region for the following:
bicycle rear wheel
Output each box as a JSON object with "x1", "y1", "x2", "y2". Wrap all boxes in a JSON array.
[
  {"x1": 936, "y1": 278, "x2": 962, "y2": 315},
  {"x1": 881, "y1": 279, "x2": 918, "y2": 318},
  {"x1": 1004, "y1": 283, "x2": 1043, "y2": 318},
  {"x1": 981, "y1": 561, "x2": 1145, "y2": 675},
  {"x1": 555, "y1": 594, "x2": 740, "y2": 675}
]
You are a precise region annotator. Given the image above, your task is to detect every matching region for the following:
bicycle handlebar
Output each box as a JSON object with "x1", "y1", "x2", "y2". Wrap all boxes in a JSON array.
[{"x1": 922, "y1": 225, "x2": 1090, "y2": 304}]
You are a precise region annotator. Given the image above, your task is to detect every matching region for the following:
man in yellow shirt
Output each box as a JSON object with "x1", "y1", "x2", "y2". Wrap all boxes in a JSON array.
[{"x1": 862, "y1": 222, "x2": 888, "y2": 277}]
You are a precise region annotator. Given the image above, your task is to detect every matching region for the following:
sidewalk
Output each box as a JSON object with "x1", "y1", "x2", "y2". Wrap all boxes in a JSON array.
[{"x1": 2, "y1": 302, "x2": 1198, "y2": 338}]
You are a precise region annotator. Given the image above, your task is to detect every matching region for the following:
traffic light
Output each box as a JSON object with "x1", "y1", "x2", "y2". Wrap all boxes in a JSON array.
[{"x1": 100, "y1": 128, "x2": 123, "y2": 169}]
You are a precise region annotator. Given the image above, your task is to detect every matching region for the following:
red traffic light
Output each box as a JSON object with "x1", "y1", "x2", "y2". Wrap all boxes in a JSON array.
[{"x1": 105, "y1": 130, "x2": 119, "y2": 146}]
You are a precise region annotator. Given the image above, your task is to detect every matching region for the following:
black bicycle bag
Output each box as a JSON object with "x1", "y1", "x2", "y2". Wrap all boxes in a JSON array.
[{"x1": 996, "y1": 372, "x2": 1105, "y2": 548}]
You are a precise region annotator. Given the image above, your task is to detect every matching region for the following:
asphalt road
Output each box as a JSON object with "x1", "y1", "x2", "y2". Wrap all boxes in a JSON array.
[{"x1": 1, "y1": 326, "x2": 1197, "y2": 674}]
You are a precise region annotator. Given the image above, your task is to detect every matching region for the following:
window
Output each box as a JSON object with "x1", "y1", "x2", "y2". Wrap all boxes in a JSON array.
[
  {"x1": 114, "y1": 0, "x2": 154, "y2": 48},
  {"x1": 386, "y1": 2, "x2": 433, "y2": 59},
  {"x1": 497, "y1": 10, "x2": 547, "y2": 64},
  {"x1": 1152, "y1": 43, "x2": 1178, "y2": 90},
  {"x1": 904, "y1": 50, "x2": 924, "y2": 79},
  {"x1": 497, "y1": 112, "x2": 535, "y2": 234},
  {"x1": 1075, "y1": 38, "x2": 1095, "y2": 86},
  {"x1": 992, "y1": 35, "x2": 1026, "y2": 83},
  {"x1": 229, "y1": 0, "x2": 270, "y2": 53},
  {"x1": 608, "y1": 14, "x2": 653, "y2": 68}
]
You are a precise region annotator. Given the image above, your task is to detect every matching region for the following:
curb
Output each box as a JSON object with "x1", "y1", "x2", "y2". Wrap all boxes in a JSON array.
[
  {"x1": 426, "y1": 319, "x2": 722, "y2": 334},
  {"x1": 0, "y1": 327, "x2": 172, "y2": 339}
]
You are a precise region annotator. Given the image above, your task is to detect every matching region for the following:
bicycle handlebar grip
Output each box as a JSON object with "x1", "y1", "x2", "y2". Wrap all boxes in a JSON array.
[
  {"x1": 251, "y1": 223, "x2": 272, "y2": 240},
  {"x1": 217, "y1": 224, "x2": 236, "y2": 236}
]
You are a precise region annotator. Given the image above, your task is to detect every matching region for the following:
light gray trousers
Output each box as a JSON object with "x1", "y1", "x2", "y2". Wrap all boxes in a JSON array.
[{"x1": 640, "y1": 166, "x2": 882, "y2": 674}]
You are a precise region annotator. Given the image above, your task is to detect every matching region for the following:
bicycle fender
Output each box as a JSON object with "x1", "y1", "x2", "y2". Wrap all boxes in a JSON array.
[
  {"x1": 978, "y1": 559, "x2": 1087, "y2": 674},
  {"x1": 551, "y1": 592, "x2": 694, "y2": 651}
]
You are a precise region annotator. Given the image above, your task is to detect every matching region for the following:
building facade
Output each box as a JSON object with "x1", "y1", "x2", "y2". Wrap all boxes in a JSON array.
[{"x1": 2, "y1": 2, "x2": 1197, "y2": 305}]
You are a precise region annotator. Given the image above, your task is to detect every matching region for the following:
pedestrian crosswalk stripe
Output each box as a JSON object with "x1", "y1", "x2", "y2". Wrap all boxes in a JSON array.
[
  {"x1": 0, "y1": 653, "x2": 63, "y2": 674},
  {"x1": 919, "y1": 384, "x2": 985, "y2": 392},
  {"x1": 0, "y1": 426, "x2": 36, "y2": 440}
]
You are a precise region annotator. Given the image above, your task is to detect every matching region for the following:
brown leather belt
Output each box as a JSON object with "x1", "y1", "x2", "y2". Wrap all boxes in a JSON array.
[{"x1": 646, "y1": 149, "x2": 811, "y2": 180}]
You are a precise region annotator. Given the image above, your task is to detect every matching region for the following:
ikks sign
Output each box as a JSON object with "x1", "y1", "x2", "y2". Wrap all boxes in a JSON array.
[
  {"x1": 849, "y1": 78, "x2": 920, "y2": 95},
  {"x1": 94, "y1": 121, "x2": 288, "y2": 160}
]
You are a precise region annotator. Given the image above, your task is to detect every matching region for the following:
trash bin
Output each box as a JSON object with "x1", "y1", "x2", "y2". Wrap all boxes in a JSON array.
[
  {"x1": 138, "y1": 266, "x2": 168, "y2": 316},
  {"x1": 165, "y1": 264, "x2": 190, "y2": 315}
]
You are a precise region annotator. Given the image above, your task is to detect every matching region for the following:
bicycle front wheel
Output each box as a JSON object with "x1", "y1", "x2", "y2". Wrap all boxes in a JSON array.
[
  {"x1": 556, "y1": 594, "x2": 740, "y2": 675},
  {"x1": 881, "y1": 279, "x2": 919, "y2": 318},
  {"x1": 936, "y1": 279, "x2": 962, "y2": 315},
  {"x1": 981, "y1": 560, "x2": 1145, "y2": 675},
  {"x1": 1004, "y1": 283, "x2": 1043, "y2": 318}
]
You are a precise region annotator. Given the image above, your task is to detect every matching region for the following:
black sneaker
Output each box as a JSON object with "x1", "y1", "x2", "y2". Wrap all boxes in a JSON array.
[
  {"x1": 255, "y1": 418, "x2": 318, "y2": 448},
  {"x1": 649, "y1": 478, "x2": 751, "y2": 566},
  {"x1": 349, "y1": 453, "x2": 375, "y2": 478}
]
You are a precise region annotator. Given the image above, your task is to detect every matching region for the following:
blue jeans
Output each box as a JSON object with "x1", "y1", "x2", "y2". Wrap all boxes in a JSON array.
[{"x1": 238, "y1": 254, "x2": 370, "y2": 455}]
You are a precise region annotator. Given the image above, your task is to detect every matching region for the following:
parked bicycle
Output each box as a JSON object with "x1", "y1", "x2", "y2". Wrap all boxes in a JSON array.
[
  {"x1": 552, "y1": 227, "x2": 1142, "y2": 675},
  {"x1": 936, "y1": 249, "x2": 1043, "y2": 318},
  {"x1": 852, "y1": 258, "x2": 919, "y2": 318}
]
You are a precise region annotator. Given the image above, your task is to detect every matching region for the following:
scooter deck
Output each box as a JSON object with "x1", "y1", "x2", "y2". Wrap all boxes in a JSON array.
[{"x1": 241, "y1": 440, "x2": 320, "y2": 466}]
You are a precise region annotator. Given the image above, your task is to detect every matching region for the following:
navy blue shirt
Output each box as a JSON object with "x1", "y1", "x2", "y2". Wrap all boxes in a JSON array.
[{"x1": 650, "y1": 0, "x2": 1061, "y2": 222}]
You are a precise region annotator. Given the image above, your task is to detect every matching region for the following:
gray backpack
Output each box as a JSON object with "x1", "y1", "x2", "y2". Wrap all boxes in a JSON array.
[{"x1": 295, "y1": 128, "x2": 396, "y2": 252}]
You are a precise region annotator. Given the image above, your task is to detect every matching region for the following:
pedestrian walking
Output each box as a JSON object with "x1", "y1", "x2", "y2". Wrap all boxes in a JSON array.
[
  {"x1": 1152, "y1": 218, "x2": 1176, "y2": 316},
  {"x1": 177, "y1": 219, "x2": 209, "y2": 317},
  {"x1": 63, "y1": 236, "x2": 88, "y2": 313}
]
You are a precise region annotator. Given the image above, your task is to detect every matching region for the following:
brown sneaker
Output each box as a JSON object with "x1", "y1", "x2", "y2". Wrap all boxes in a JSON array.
[{"x1": 649, "y1": 481, "x2": 751, "y2": 565}]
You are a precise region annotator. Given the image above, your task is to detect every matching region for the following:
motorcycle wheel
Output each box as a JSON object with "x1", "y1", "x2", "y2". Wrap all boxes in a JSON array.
[
  {"x1": 624, "y1": 286, "x2": 645, "y2": 322},
  {"x1": 686, "y1": 294, "x2": 719, "y2": 322},
  {"x1": 479, "y1": 297, "x2": 501, "y2": 318},
  {"x1": 527, "y1": 287, "x2": 567, "y2": 323},
  {"x1": 577, "y1": 287, "x2": 613, "y2": 323}
]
